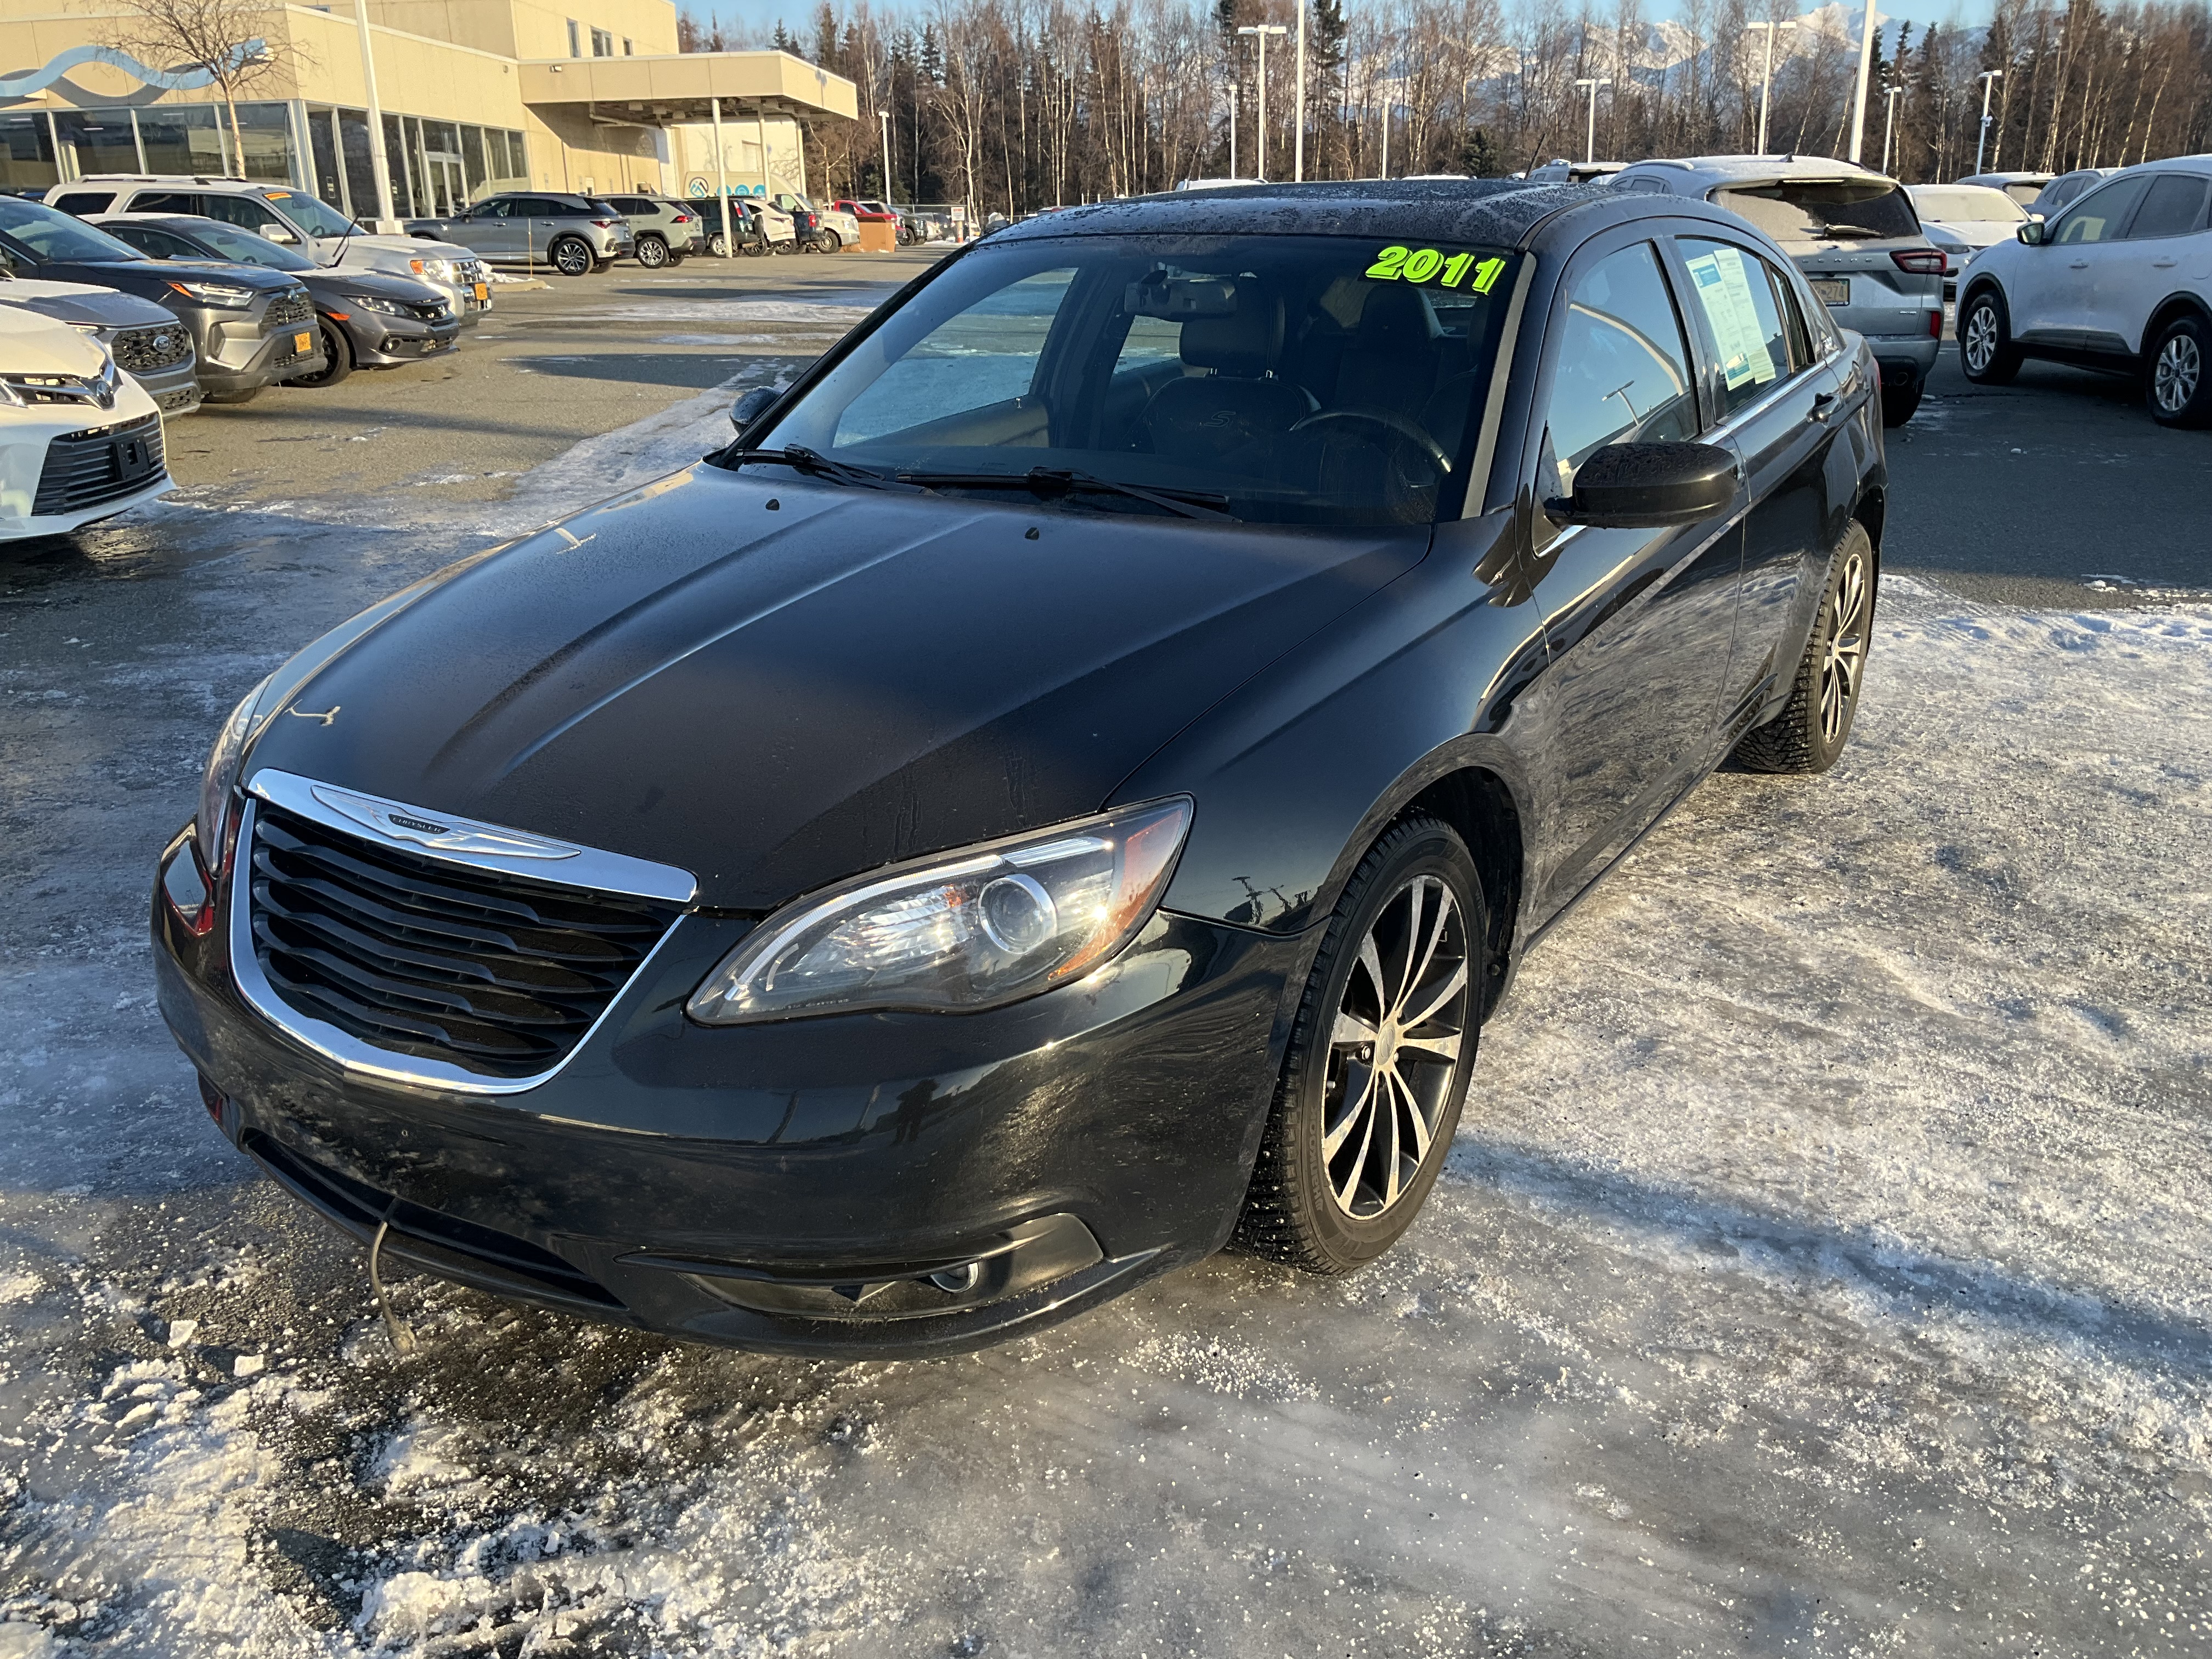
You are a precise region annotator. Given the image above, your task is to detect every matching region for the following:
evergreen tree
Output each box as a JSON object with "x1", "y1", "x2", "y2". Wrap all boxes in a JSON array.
[
  {"x1": 772, "y1": 20, "x2": 798, "y2": 53},
  {"x1": 1462, "y1": 127, "x2": 1503, "y2": 177}
]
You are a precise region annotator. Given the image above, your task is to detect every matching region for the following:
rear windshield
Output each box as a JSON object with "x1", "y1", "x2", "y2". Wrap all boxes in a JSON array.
[
  {"x1": 2001, "y1": 182, "x2": 2046, "y2": 206},
  {"x1": 747, "y1": 233, "x2": 1520, "y2": 527},
  {"x1": 1910, "y1": 187, "x2": 2027, "y2": 224},
  {"x1": 1714, "y1": 180, "x2": 1922, "y2": 244}
]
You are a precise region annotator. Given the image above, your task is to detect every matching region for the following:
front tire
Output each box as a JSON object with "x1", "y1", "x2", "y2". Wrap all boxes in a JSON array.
[
  {"x1": 2146, "y1": 313, "x2": 2212, "y2": 428},
  {"x1": 1235, "y1": 816, "x2": 1482, "y2": 1276},
  {"x1": 1732, "y1": 521, "x2": 1876, "y2": 774},
  {"x1": 1959, "y1": 286, "x2": 2022, "y2": 385},
  {"x1": 549, "y1": 236, "x2": 592, "y2": 277},
  {"x1": 287, "y1": 318, "x2": 352, "y2": 387}
]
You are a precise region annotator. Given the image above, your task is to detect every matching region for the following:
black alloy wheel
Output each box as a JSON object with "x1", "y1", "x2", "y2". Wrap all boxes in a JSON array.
[
  {"x1": 636, "y1": 234, "x2": 671, "y2": 269},
  {"x1": 549, "y1": 236, "x2": 593, "y2": 277},
  {"x1": 1960, "y1": 286, "x2": 2023, "y2": 385},
  {"x1": 1236, "y1": 816, "x2": 1482, "y2": 1276},
  {"x1": 286, "y1": 318, "x2": 353, "y2": 388},
  {"x1": 743, "y1": 235, "x2": 768, "y2": 257},
  {"x1": 2147, "y1": 313, "x2": 2212, "y2": 428},
  {"x1": 1733, "y1": 521, "x2": 1876, "y2": 774}
]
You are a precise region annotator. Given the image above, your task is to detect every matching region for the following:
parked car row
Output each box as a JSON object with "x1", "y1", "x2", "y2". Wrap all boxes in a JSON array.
[{"x1": 400, "y1": 189, "x2": 865, "y2": 271}]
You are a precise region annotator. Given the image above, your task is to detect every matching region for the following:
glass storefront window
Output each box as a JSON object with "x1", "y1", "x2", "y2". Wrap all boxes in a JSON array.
[
  {"x1": 341, "y1": 109, "x2": 380, "y2": 221},
  {"x1": 52, "y1": 110, "x2": 138, "y2": 176},
  {"x1": 382, "y1": 112, "x2": 415, "y2": 216},
  {"x1": 0, "y1": 113, "x2": 57, "y2": 193},
  {"x1": 231, "y1": 103, "x2": 296, "y2": 184},
  {"x1": 136, "y1": 104, "x2": 226, "y2": 176},
  {"x1": 460, "y1": 124, "x2": 487, "y2": 194}
]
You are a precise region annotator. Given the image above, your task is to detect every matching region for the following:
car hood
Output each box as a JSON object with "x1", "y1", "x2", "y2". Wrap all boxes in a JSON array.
[
  {"x1": 0, "y1": 279, "x2": 170, "y2": 328},
  {"x1": 335, "y1": 234, "x2": 475, "y2": 268},
  {"x1": 0, "y1": 304, "x2": 109, "y2": 375},
  {"x1": 306, "y1": 266, "x2": 448, "y2": 306},
  {"x1": 240, "y1": 464, "x2": 1426, "y2": 909}
]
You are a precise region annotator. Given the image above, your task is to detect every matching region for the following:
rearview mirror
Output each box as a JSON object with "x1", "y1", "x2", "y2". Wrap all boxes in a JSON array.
[
  {"x1": 729, "y1": 386, "x2": 778, "y2": 435},
  {"x1": 2017, "y1": 219, "x2": 2046, "y2": 245},
  {"x1": 1544, "y1": 441, "x2": 1736, "y2": 529}
]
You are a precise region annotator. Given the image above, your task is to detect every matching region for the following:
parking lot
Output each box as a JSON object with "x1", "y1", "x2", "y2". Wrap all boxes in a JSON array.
[{"x1": 3, "y1": 251, "x2": 2209, "y2": 1657}]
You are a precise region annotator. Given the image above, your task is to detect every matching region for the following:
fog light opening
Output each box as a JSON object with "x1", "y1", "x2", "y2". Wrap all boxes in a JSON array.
[{"x1": 928, "y1": 1261, "x2": 983, "y2": 1294}]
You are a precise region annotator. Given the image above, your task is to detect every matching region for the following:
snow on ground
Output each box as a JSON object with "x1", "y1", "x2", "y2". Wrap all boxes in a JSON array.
[{"x1": 4, "y1": 389, "x2": 2210, "y2": 1653}]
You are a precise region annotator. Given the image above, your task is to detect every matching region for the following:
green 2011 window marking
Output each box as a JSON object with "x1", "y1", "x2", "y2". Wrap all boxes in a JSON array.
[{"x1": 1364, "y1": 246, "x2": 1507, "y2": 293}]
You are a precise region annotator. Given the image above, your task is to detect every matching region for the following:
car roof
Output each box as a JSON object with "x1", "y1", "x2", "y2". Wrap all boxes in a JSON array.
[
  {"x1": 2129, "y1": 154, "x2": 2212, "y2": 173},
  {"x1": 1614, "y1": 154, "x2": 1895, "y2": 191},
  {"x1": 1957, "y1": 171, "x2": 2052, "y2": 185},
  {"x1": 988, "y1": 177, "x2": 1700, "y2": 252}
]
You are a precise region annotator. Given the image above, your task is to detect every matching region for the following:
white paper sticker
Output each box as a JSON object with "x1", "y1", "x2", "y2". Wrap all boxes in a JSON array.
[{"x1": 1685, "y1": 247, "x2": 1778, "y2": 392}]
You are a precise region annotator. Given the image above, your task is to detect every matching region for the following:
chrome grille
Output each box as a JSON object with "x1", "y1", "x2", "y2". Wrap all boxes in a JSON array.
[
  {"x1": 264, "y1": 289, "x2": 314, "y2": 329},
  {"x1": 32, "y1": 414, "x2": 162, "y2": 516},
  {"x1": 247, "y1": 801, "x2": 682, "y2": 1080},
  {"x1": 112, "y1": 324, "x2": 193, "y2": 374}
]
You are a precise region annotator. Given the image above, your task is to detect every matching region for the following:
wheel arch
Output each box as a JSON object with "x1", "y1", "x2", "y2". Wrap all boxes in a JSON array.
[
  {"x1": 1395, "y1": 767, "x2": 1525, "y2": 1023},
  {"x1": 2140, "y1": 291, "x2": 2212, "y2": 355}
]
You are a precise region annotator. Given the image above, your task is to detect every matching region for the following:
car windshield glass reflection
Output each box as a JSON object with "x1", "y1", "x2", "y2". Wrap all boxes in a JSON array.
[
  {"x1": 0, "y1": 197, "x2": 146, "y2": 263},
  {"x1": 175, "y1": 222, "x2": 316, "y2": 272},
  {"x1": 261, "y1": 191, "x2": 357, "y2": 238},
  {"x1": 748, "y1": 234, "x2": 1520, "y2": 526}
]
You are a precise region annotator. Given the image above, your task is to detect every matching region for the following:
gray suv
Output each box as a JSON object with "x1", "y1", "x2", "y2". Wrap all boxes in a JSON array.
[
  {"x1": 404, "y1": 194, "x2": 635, "y2": 277},
  {"x1": 1611, "y1": 156, "x2": 1946, "y2": 425},
  {"x1": 600, "y1": 194, "x2": 702, "y2": 267}
]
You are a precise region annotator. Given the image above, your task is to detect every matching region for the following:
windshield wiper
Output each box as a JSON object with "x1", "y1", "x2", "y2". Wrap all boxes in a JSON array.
[
  {"x1": 722, "y1": 445, "x2": 929, "y2": 492},
  {"x1": 894, "y1": 466, "x2": 1232, "y2": 520}
]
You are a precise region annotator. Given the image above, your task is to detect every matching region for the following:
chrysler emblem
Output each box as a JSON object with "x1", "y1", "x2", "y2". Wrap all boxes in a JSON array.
[{"x1": 309, "y1": 784, "x2": 582, "y2": 862}]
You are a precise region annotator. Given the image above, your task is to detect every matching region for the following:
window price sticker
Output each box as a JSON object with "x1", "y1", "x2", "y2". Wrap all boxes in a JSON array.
[{"x1": 1684, "y1": 246, "x2": 1777, "y2": 391}]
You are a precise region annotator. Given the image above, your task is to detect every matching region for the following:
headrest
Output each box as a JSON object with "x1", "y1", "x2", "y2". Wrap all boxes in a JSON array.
[
  {"x1": 1356, "y1": 283, "x2": 1444, "y2": 356},
  {"x1": 1181, "y1": 291, "x2": 1283, "y2": 377}
]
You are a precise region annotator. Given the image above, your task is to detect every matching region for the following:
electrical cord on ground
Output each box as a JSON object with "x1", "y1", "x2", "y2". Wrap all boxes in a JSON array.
[{"x1": 368, "y1": 1219, "x2": 417, "y2": 1354}]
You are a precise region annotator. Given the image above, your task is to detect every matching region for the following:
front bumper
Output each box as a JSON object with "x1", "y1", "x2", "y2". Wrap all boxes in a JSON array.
[
  {"x1": 196, "y1": 313, "x2": 324, "y2": 393},
  {"x1": 0, "y1": 392, "x2": 169, "y2": 537},
  {"x1": 151, "y1": 826, "x2": 1299, "y2": 1356},
  {"x1": 124, "y1": 360, "x2": 202, "y2": 417},
  {"x1": 344, "y1": 309, "x2": 463, "y2": 368}
]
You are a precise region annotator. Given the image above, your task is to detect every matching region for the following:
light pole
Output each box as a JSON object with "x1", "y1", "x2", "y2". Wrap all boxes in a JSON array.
[
  {"x1": 352, "y1": 0, "x2": 398, "y2": 227},
  {"x1": 1881, "y1": 84, "x2": 1902, "y2": 174},
  {"x1": 879, "y1": 108, "x2": 893, "y2": 204},
  {"x1": 1848, "y1": 1, "x2": 1881, "y2": 164},
  {"x1": 1744, "y1": 18, "x2": 1797, "y2": 156},
  {"x1": 1974, "y1": 69, "x2": 2003, "y2": 174},
  {"x1": 1237, "y1": 23, "x2": 1288, "y2": 180},
  {"x1": 1293, "y1": 1, "x2": 1306, "y2": 182},
  {"x1": 1573, "y1": 76, "x2": 1610, "y2": 166}
]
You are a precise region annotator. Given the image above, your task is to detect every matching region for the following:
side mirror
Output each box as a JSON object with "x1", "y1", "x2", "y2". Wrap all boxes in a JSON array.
[
  {"x1": 730, "y1": 386, "x2": 778, "y2": 436},
  {"x1": 1544, "y1": 441, "x2": 1737, "y2": 529},
  {"x1": 2017, "y1": 219, "x2": 2046, "y2": 245},
  {"x1": 262, "y1": 224, "x2": 297, "y2": 244}
]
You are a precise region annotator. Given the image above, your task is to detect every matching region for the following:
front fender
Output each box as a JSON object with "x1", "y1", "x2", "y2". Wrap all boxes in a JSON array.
[{"x1": 1115, "y1": 510, "x2": 1547, "y2": 939}]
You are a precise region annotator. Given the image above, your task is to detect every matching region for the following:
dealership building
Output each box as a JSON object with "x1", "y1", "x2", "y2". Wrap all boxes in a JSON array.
[{"x1": 0, "y1": 2, "x2": 857, "y2": 220}]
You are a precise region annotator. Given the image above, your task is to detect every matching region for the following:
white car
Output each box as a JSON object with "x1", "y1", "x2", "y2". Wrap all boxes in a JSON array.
[
  {"x1": 1908, "y1": 183, "x2": 2029, "y2": 288},
  {"x1": 48, "y1": 177, "x2": 494, "y2": 325},
  {"x1": 1957, "y1": 155, "x2": 2212, "y2": 426},
  {"x1": 1955, "y1": 171, "x2": 2055, "y2": 209},
  {"x1": 0, "y1": 306, "x2": 170, "y2": 538}
]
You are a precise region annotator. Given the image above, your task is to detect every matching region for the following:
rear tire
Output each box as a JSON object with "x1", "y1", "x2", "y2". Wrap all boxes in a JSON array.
[
  {"x1": 2146, "y1": 313, "x2": 2212, "y2": 428},
  {"x1": 1234, "y1": 816, "x2": 1482, "y2": 1277},
  {"x1": 1732, "y1": 521, "x2": 1876, "y2": 775},
  {"x1": 1880, "y1": 381, "x2": 1923, "y2": 426},
  {"x1": 1959, "y1": 286, "x2": 2023, "y2": 385},
  {"x1": 635, "y1": 234, "x2": 670, "y2": 269},
  {"x1": 549, "y1": 236, "x2": 592, "y2": 277},
  {"x1": 742, "y1": 237, "x2": 768, "y2": 257},
  {"x1": 286, "y1": 318, "x2": 352, "y2": 388}
]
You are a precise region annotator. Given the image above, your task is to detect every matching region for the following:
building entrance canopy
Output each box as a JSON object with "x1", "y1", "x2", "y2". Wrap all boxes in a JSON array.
[{"x1": 519, "y1": 52, "x2": 858, "y2": 128}]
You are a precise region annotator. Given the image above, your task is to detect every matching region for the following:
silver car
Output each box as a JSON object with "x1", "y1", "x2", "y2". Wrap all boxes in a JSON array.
[
  {"x1": 404, "y1": 193, "x2": 636, "y2": 278},
  {"x1": 1611, "y1": 156, "x2": 1946, "y2": 425}
]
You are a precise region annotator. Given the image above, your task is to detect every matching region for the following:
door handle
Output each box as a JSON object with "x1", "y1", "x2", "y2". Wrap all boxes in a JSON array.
[
  {"x1": 2152, "y1": 257, "x2": 2179, "y2": 269},
  {"x1": 2069, "y1": 259, "x2": 2089, "y2": 269},
  {"x1": 1809, "y1": 390, "x2": 1837, "y2": 421}
]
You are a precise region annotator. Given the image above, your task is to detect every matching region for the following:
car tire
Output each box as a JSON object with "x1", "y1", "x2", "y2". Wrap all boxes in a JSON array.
[
  {"x1": 287, "y1": 318, "x2": 353, "y2": 388},
  {"x1": 1959, "y1": 286, "x2": 2023, "y2": 385},
  {"x1": 636, "y1": 235, "x2": 670, "y2": 269},
  {"x1": 1880, "y1": 381, "x2": 1923, "y2": 426},
  {"x1": 1234, "y1": 815, "x2": 1483, "y2": 1277},
  {"x1": 2145, "y1": 312, "x2": 2212, "y2": 428},
  {"x1": 742, "y1": 238, "x2": 768, "y2": 257},
  {"x1": 549, "y1": 236, "x2": 593, "y2": 277},
  {"x1": 1731, "y1": 521, "x2": 1876, "y2": 775},
  {"x1": 815, "y1": 230, "x2": 842, "y2": 254}
]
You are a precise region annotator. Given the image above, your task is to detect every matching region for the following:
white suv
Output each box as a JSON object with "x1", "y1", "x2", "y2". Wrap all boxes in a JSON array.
[
  {"x1": 0, "y1": 306, "x2": 169, "y2": 539},
  {"x1": 48, "y1": 177, "x2": 494, "y2": 324},
  {"x1": 1957, "y1": 157, "x2": 2212, "y2": 426}
]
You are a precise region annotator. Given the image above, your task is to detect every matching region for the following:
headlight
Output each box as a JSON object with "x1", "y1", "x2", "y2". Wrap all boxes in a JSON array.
[
  {"x1": 167, "y1": 279, "x2": 256, "y2": 309},
  {"x1": 418, "y1": 257, "x2": 455, "y2": 282},
  {"x1": 686, "y1": 798, "x2": 1193, "y2": 1024},
  {"x1": 349, "y1": 294, "x2": 414, "y2": 317},
  {"x1": 197, "y1": 675, "x2": 272, "y2": 872}
]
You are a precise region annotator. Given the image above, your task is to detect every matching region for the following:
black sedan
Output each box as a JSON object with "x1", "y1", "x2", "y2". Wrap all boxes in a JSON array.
[
  {"x1": 94, "y1": 215, "x2": 459, "y2": 387},
  {"x1": 0, "y1": 195, "x2": 321, "y2": 400},
  {"x1": 154, "y1": 180, "x2": 1885, "y2": 1356}
]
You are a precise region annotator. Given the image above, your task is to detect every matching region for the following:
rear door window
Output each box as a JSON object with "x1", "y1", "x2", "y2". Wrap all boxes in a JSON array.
[
  {"x1": 1713, "y1": 180, "x2": 1921, "y2": 244},
  {"x1": 51, "y1": 191, "x2": 115, "y2": 217},
  {"x1": 133, "y1": 191, "x2": 203, "y2": 216},
  {"x1": 2121, "y1": 174, "x2": 2211, "y2": 240},
  {"x1": 1678, "y1": 238, "x2": 1792, "y2": 416}
]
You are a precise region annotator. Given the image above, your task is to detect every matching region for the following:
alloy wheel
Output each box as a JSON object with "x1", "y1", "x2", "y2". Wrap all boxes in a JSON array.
[
  {"x1": 637, "y1": 237, "x2": 669, "y2": 268},
  {"x1": 1820, "y1": 547, "x2": 1870, "y2": 745},
  {"x1": 1963, "y1": 303, "x2": 1998, "y2": 374},
  {"x1": 552, "y1": 239, "x2": 590, "y2": 276},
  {"x1": 1321, "y1": 874, "x2": 1470, "y2": 1220},
  {"x1": 2154, "y1": 334, "x2": 2200, "y2": 415}
]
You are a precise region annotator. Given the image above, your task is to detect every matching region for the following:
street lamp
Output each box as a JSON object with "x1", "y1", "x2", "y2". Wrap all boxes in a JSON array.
[
  {"x1": 1975, "y1": 69, "x2": 2003, "y2": 174},
  {"x1": 1573, "y1": 76, "x2": 1611, "y2": 166},
  {"x1": 879, "y1": 108, "x2": 893, "y2": 205},
  {"x1": 1237, "y1": 23, "x2": 1288, "y2": 180},
  {"x1": 1743, "y1": 18, "x2": 1797, "y2": 156},
  {"x1": 1880, "y1": 83, "x2": 1903, "y2": 175},
  {"x1": 1848, "y1": 1, "x2": 1883, "y2": 164}
]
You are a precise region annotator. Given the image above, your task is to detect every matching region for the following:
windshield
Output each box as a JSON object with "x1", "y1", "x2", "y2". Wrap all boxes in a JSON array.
[
  {"x1": 0, "y1": 196, "x2": 145, "y2": 263},
  {"x1": 746, "y1": 233, "x2": 1518, "y2": 527},
  {"x1": 1910, "y1": 187, "x2": 2027, "y2": 224},
  {"x1": 258, "y1": 190, "x2": 358, "y2": 238},
  {"x1": 174, "y1": 221, "x2": 315, "y2": 271},
  {"x1": 1714, "y1": 180, "x2": 1922, "y2": 243}
]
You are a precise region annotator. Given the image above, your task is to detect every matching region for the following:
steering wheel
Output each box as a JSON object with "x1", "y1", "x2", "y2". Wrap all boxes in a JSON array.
[{"x1": 1289, "y1": 408, "x2": 1453, "y2": 474}]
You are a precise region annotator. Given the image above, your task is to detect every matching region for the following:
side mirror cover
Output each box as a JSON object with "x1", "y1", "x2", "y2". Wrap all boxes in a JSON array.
[
  {"x1": 2017, "y1": 219, "x2": 2046, "y2": 246},
  {"x1": 1544, "y1": 441, "x2": 1737, "y2": 530},
  {"x1": 730, "y1": 385, "x2": 778, "y2": 435},
  {"x1": 264, "y1": 225, "x2": 298, "y2": 244}
]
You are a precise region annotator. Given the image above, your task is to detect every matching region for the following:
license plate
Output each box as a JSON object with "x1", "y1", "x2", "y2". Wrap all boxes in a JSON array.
[
  {"x1": 473, "y1": 283, "x2": 488, "y2": 302},
  {"x1": 295, "y1": 331, "x2": 313, "y2": 353},
  {"x1": 1811, "y1": 278, "x2": 1849, "y2": 307}
]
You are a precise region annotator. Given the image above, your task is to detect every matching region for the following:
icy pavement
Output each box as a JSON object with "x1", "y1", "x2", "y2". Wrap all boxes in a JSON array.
[{"x1": 4, "y1": 473, "x2": 2211, "y2": 1659}]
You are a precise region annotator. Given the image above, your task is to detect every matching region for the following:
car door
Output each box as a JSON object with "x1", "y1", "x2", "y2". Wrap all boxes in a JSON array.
[
  {"x1": 1673, "y1": 234, "x2": 1844, "y2": 735},
  {"x1": 447, "y1": 198, "x2": 512, "y2": 258},
  {"x1": 2107, "y1": 172, "x2": 2212, "y2": 352},
  {"x1": 2025, "y1": 174, "x2": 2151, "y2": 349},
  {"x1": 1517, "y1": 231, "x2": 1747, "y2": 917}
]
